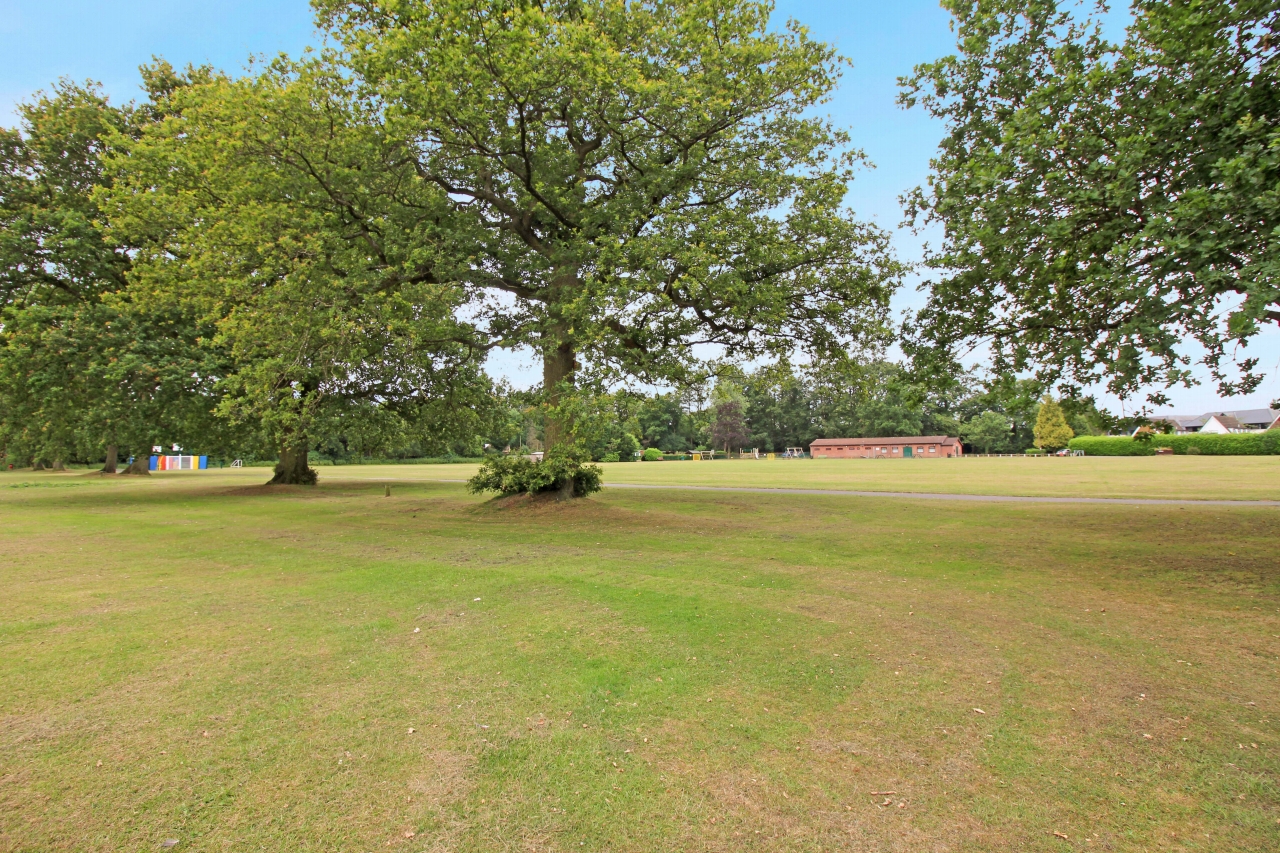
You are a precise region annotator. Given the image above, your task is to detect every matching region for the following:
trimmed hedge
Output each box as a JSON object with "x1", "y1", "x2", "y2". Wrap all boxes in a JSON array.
[
  {"x1": 1069, "y1": 432, "x2": 1280, "y2": 456},
  {"x1": 1067, "y1": 436, "x2": 1155, "y2": 456}
]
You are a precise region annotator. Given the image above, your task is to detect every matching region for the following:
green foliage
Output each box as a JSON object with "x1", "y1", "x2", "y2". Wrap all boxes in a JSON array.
[
  {"x1": 105, "y1": 60, "x2": 493, "y2": 480},
  {"x1": 559, "y1": 392, "x2": 645, "y2": 461},
  {"x1": 533, "y1": 361, "x2": 1057, "y2": 459},
  {"x1": 1160, "y1": 433, "x2": 1280, "y2": 456},
  {"x1": 0, "y1": 80, "x2": 130, "y2": 311},
  {"x1": 1033, "y1": 398, "x2": 1075, "y2": 451},
  {"x1": 636, "y1": 393, "x2": 695, "y2": 453},
  {"x1": 0, "y1": 299, "x2": 235, "y2": 466},
  {"x1": 467, "y1": 447, "x2": 603, "y2": 498},
  {"x1": 960, "y1": 410, "x2": 1013, "y2": 454},
  {"x1": 1069, "y1": 433, "x2": 1280, "y2": 456},
  {"x1": 307, "y1": 455, "x2": 485, "y2": 466},
  {"x1": 1067, "y1": 437, "x2": 1155, "y2": 457},
  {"x1": 0, "y1": 74, "x2": 233, "y2": 467},
  {"x1": 616, "y1": 432, "x2": 640, "y2": 462},
  {"x1": 601, "y1": 452, "x2": 621, "y2": 463},
  {"x1": 903, "y1": 0, "x2": 1280, "y2": 402},
  {"x1": 743, "y1": 362, "x2": 816, "y2": 451},
  {"x1": 642, "y1": 448, "x2": 664, "y2": 462},
  {"x1": 805, "y1": 359, "x2": 969, "y2": 445},
  {"x1": 709, "y1": 399, "x2": 750, "y2": 452},
  {"x1": 477, "y1": 387, "x2": 545, "y2": 456},
  {"x1": 937, "y1": 376, "x2": 1035, "y2": 452}
]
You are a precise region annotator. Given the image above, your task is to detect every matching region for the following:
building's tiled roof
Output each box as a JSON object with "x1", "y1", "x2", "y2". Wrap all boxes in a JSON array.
[
  {"x1": 1223, "y1": 409, "x2": 1280, "y2": 427},
  {"x1": 1151, "y1": 414, "x2": 1209, "y2": 428},
  {"x1": 810, "y1": 436, "x2": 959, "y2": 447},
  {"x1": 1206, "y1": 414, "x2": 1245, "y2": 430},
  {"x1": 1152, "y1": 408, "x2": 1278, "y2": 429}
]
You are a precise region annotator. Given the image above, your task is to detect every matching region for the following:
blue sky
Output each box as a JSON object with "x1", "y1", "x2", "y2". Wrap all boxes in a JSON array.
[{"x1": 2, "y1": 0, "x2": 1276, "y2": 414}]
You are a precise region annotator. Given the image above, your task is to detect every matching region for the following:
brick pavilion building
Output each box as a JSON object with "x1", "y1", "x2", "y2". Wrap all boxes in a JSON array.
[{"x1": 809, "y1": 436, "x2": 963, "y2": 459}]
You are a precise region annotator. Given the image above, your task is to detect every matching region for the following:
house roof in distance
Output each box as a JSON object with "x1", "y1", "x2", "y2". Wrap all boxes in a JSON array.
[
  {"x1": 1222, "y1": 408, "x2": 1280, "y2": 427},
  {"x1": 810, "y1": 436, "x2": 959, "y2": 447},
  {"x1": 1205, "y1": 414, "x2": 1245, "y2": 430},
  {"x1": 1151, "y1": 414, "x2": 1209, "y2": 428},
  {"x1": 1152, "y1": 408, "x2": 1278, "y2": 428}
]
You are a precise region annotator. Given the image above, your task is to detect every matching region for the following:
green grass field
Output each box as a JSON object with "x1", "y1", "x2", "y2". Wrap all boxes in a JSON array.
[
  {"x1": 2, "y1": 464, "x2": 1278, "y2": 852},
  {"x1": 324, "y1": 455, "x2": 1280, "y2": 501}
]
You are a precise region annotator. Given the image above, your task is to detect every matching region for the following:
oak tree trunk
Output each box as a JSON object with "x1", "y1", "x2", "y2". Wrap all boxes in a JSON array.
[
  {"x1": 101, "y1": 444, "x2": 118, "y2": 474},
  {"x1": 542, "y1": 335, "x2": 577, "y2": 500},
  {"x1": 268, "y1": 435, "x2": 317, "y2": 486},
  {"x1": 51, "y1": 458, "x2": 65, "y2": 472},
  {"x1": 542, "y1": 339, "x2": 576, "y2": 451}
]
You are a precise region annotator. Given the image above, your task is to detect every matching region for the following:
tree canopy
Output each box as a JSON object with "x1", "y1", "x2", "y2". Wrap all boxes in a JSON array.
[
  {"x1": 0, "y1": 75, "x2": 228, "y2": 472},
  {"x1": 960, "y1": 409, "x2": 1014, "y2": 455},
  {"x1": 105, "y1": 60, "x2": 495, "y2": 483},
  {"x1": 902, "y1": 0, "x2": 1280, "y2": 404}
]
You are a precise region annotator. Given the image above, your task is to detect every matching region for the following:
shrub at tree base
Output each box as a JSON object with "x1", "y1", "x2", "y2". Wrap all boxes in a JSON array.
[
  {"x1": 642, "y1": 448, "x2": 663, "y2": 462},
  {"x1": 468, "y1": 450, "x2": 603, "y2": 498},
  {"x1": 1069, "y1": 433, "x2": 1280, "y2": 456}
]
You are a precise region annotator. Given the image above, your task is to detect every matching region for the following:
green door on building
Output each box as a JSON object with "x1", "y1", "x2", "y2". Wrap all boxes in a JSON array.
[{"x1": 904, "y1": 446, "x2": 913, "y2": 458}]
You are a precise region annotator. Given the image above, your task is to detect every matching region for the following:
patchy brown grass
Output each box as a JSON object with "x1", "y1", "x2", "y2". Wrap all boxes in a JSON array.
[{"x1": 0, "y1": 471, "x2": 1276, "y2": 852}]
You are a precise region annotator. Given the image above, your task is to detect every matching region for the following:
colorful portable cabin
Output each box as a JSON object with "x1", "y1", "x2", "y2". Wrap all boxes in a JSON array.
[{"x1": 149, "y1": 455, "x2": 208, "y2": 471}]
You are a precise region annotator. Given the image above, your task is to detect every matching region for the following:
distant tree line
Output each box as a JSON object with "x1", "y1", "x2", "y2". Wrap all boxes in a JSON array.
[{"x1": 463, "y1": 362, "x2": 1114, "y2": 461}]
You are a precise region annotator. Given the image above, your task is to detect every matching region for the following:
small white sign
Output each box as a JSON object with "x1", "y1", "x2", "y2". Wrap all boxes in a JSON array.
[{"x1": 152, "y1": 446, "x2": 163, "y2": 453}]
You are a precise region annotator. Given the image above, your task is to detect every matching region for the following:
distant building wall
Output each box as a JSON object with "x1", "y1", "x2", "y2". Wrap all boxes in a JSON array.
[{"x1": 809, "y1": 437, "x2": 962, "y2": 459}]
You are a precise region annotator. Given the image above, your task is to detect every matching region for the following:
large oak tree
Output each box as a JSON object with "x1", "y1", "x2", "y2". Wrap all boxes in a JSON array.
[
  {"x1": 315, "y1": 0, "x2": 902, "y2": 492},
  {"x1": 0, "y1": 75, "x2": 227, "y2": 472},
  {"x1": 106, "y1": 61, "x2": 494, "y2": 484}
]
